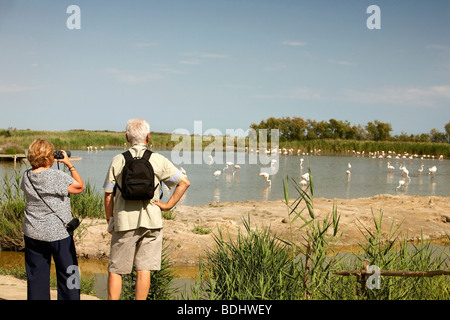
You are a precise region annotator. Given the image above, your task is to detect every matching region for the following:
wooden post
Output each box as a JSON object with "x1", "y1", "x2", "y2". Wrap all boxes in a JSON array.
[{"x1": 360, "y1": 259, "x2": 370, "y2": 297}]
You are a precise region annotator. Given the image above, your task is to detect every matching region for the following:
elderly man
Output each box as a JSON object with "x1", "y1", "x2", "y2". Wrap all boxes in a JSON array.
[{"x1": 103, "y1": 118, "x2": 190, "y2": 300}]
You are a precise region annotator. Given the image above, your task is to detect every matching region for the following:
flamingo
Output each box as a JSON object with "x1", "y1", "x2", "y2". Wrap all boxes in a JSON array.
[
  {"x1": 213, "y1": 170, "x2": 221, "y2": 180},
  {"x1": 301, "y1": 172, "x2": 310, "y2": 181},
  {"x1": 387, "y1": 161, "x2": 395, "y2": 172},
  {"x1": 428, "y1": 166, "x2": 437, "y2": 174},
  {"x1": 417, "y1": 164, "x2": 424, "y2": 173},
  {"x1": 396, "y1": 179, "x2": 406, "y2": 190},
  {"x1": 400, "y1": 165, "x2": 411, "y2": 182},
  {"x1": 300, "y1": 158, "x2": 304, "y2": 168},
  {"x1": 259, "y1": 172, "x2": 271, "y2": 186},
  {"x1": 300, "y1": 179, "x2": 308, "y2": 189},
  {"x1": 233, "y1": 165, "x2": 241, "y2": 175},
  {"x1": 223, "y1": 162, "x2": 233, "y2": 173}
]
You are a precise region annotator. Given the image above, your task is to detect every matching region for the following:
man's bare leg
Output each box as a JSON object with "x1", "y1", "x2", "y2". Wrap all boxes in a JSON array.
[
  {"x1": 135, "y1": 270, "x2": 151, "y2": 300},
  {"x1": 108, "y1": 272, "x2": 122, "y2": 300}
]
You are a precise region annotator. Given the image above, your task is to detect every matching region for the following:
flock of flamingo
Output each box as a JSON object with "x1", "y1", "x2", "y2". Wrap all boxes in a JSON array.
[
  {"x1": 205, "y1": 148, "x2": 444, "y2": 194},
  {"x1": 347, "y1": 151, "x2": 440, "y2": 192}
]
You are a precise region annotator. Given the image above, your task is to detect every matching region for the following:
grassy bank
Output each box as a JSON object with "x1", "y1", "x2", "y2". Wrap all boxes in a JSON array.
[{"x1": 1, "y1": 129, "x2": 449, "y2": 157}]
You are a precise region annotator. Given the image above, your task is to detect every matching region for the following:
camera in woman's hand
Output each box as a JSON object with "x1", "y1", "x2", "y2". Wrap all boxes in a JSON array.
[{"x1": 54, "y1": 150, "x2": 71, "y2": 159}]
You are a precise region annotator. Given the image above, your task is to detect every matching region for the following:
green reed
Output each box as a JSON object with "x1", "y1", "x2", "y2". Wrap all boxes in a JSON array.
[{"x1": 0, "y1": 170, "x2": 26, "y2": 250}]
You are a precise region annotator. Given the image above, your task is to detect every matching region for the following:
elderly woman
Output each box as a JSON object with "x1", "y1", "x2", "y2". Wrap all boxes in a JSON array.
[{"x1": 21, "y1": 139, "x2": 85, "y2": 300}]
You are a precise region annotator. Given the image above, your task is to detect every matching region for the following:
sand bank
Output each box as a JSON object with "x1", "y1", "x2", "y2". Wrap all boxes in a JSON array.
[{"x1": 74, "y1": 195, "x2": 450, "y2": 265}]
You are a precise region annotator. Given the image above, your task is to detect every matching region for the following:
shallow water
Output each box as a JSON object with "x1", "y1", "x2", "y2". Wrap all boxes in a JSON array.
[{"x1": 2, "y1": 149, "x2": 449, "y2": 206}]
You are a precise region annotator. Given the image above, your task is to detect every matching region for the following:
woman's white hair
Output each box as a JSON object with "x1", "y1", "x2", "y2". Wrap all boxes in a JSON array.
[{"x1": 126, "y1": 118, "x2": 150, "y2": 145}]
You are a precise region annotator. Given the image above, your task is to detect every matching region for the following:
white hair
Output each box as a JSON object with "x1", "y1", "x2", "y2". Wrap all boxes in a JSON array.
[{"x1": 126, "y1": 119, "x2": 150, "y2": 145}]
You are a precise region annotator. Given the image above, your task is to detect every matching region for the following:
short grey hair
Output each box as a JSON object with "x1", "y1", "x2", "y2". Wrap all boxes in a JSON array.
[{"x1": 126, "y1": 119, "x2": 150, "y2": 145}]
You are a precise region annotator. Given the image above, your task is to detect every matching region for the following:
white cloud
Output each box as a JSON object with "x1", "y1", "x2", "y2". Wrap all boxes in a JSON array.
[
  {"x1": 339, "y1": 85, "x2": 450, "y2": 107},
  {"x1": 254, "y1": 85, "x2": 450, "y2": 108},
  {"x1": 426, "y1": 44, "x2": 450, "y2": 50},
  {"x1": 178, "y1": 60, "x2": 201, "y2": 65},
  {"x1": 328, "y1": 59, "x2": 355, "y2": 66},
  {"x1": 218, "y1": 84, "x2": 254, "y2": 89},
  {"x1": 281, "y1": 41, "x2": 307, "y2": 46},
  {"x1": 255, "y1": 86, "x2": 324, "y2": 100},
  {"x1": 134, "y1": 42, "x2": 159, "y2": 47},
  {"x1": 180, "y1": 51, "x2": 227, "y2": 59},
  {"x1": 0, "y1": 83, "x2": 47, "y2": 93},
  {"x1": 153, "y1": 64, "x2": 185, "y2": 75},
  {"x1": 264, "y1": 64, "x2": 287, "y2": 71},
  {"x1": 105, "y1": 68, "x2": 164, "y2": 85}
]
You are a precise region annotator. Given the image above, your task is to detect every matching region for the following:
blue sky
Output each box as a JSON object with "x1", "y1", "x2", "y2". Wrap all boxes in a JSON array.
[{"x1": 1, "y1": 0, "x2": 449, "y2": 136}]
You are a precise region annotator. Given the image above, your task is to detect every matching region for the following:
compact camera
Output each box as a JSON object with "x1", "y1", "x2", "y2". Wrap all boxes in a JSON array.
[
  {"x1": 54, "y1": 150, "x2": 71, "y2": 159},
  {"x1": 66, "y1": 218, "x2": 80, "y2": 236}
]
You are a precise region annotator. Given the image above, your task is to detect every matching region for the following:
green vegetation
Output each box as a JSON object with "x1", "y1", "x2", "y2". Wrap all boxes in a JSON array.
[
  {"x1": 251, "y1": 117, "x2": 450, "y2": 143},
  {"x1": 192, "y1": 225, "x2": 212, "y2": 235},
  {"x1": 250, "y1": 117, "x2": 450, "y2": 156}
]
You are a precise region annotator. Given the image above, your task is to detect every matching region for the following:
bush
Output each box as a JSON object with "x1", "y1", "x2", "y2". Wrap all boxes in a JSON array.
[{"x1": 190, "y1": 216, "x2": 304, "y2": 300}]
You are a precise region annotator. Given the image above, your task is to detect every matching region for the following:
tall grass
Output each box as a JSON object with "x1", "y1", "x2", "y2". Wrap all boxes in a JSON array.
[
  {"x1": 0, "y1": 170, "x2": 26, "y2": 250},
  {"x1": 189, "y1": 216, "x2": 303, "y2": 300}
]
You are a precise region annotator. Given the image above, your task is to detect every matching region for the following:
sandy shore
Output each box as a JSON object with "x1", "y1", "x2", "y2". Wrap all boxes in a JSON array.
[{"x1": 74, "y1": 194, "x2": 450, "y2": 265}]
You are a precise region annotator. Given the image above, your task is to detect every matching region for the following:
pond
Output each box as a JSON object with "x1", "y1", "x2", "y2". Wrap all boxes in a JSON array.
[{"x1": 2, "y1": 149, "x2": 449, "y2": 205}]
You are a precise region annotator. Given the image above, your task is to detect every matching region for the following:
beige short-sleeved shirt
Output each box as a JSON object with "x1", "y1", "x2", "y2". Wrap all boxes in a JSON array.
[{"x1": 103, "y1": 143, "x2": 183, "y2": 232}]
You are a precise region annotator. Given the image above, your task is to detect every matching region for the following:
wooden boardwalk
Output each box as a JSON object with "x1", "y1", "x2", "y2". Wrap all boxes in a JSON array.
[
  {"x1": 0, "y1": 154, "x2": 82, "y2": 162},
  {"x1": 0, "y1": 154, "x2": 27, "y2": 162}
]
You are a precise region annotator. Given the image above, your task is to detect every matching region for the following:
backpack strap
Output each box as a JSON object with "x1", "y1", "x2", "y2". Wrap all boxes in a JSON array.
[
  {"x1": 113, "y1": 151, "x2": 132, "y2": 196},
  {"x1": 142, "y1": 149, "x2": 152, "y2": 161},
  {"x1": 123, "y1": 150, "x2": 133, "y2": 162}
]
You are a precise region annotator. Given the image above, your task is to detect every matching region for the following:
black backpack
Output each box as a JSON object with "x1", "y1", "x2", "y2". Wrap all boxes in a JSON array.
[{"x1": 114, "y1": 150, "x2": 159, "y2": 200}]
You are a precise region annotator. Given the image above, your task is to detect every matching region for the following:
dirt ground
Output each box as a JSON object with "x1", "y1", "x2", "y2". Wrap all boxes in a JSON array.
[{"x1": 74, "y1": 194, "x2": 450, "y2": 266}]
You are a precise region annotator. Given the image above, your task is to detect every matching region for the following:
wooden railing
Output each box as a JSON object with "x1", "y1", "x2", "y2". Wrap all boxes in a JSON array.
[{"x1": 334, "y1": 259, "x2": 450, "y2": 296}]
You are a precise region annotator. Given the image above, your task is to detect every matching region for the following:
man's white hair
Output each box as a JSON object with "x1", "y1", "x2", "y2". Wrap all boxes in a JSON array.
[{"x1": 126, "y1": 119, "x2": 150, "y2": 145}]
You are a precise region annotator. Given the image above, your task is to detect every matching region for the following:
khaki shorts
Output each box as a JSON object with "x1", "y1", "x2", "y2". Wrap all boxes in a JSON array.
[{"x1": 108, "y1": 227, "x2": 162, "y2": 274}]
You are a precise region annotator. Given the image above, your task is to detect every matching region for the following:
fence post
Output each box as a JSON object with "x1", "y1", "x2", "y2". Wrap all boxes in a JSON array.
[{"x1": 358, "y1": 259, "x2": 370, "y2": 298}]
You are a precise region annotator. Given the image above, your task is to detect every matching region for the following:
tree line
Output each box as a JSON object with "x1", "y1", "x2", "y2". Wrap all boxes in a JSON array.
[{"x1": 250, "y1": 117, "x2": 450, "y2": 144}]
